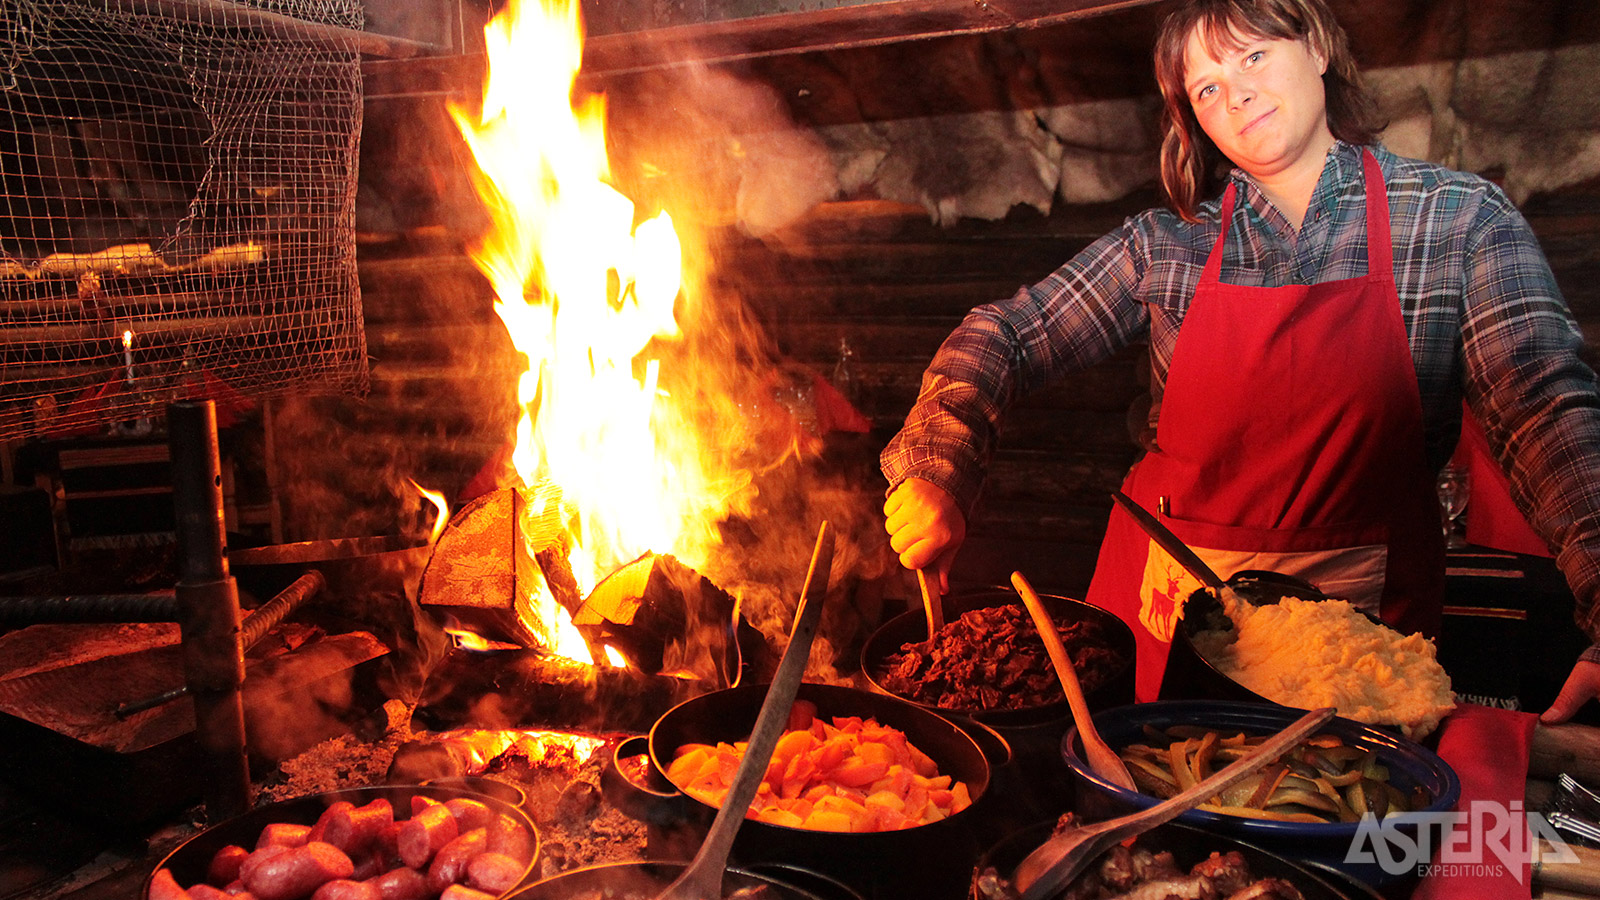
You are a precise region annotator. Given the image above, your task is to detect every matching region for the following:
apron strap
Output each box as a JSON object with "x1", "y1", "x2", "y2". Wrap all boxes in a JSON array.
[
  {"x1": 1360, "y1": 148, "x2": 1393, "y2": 277},
  {"x1": 1204, "y1": 149, "x2": 1394, "y2": 286},
  {"x1": 1199, "y1": 181, "x2": 1237, "y2": 287}
]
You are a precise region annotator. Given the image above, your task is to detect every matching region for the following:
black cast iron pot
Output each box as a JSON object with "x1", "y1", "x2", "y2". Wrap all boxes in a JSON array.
[
  {"x1": 858, "y1": 588, "x2": 1136, "y2": 728},
  {"x1": 859, "y1": 588, "x2": 1135, "y2": 829},
  {"x1": 603, "y1": 682, "x2": 1010, "y2": 900},
  {"x1": 145, "y1": 783, "x2": 539, "y2": 898}
]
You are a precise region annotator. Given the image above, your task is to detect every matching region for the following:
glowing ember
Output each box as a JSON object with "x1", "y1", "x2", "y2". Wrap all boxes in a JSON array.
[
  {"x1": 452, "y1": 0, "x2": 754, "y2": 654},
  {"x1": 410, "y1": 479, "x2": 451, "y2": 544},
  {"x1": 511, "y1": 728, "x2": 607, "y2": 765},
  {"x1": 441, "y1": 727, "x2": 606, "y2": 768},
  {"x1": 602, "y1": 644, "x2": 627, "y2": 668}
]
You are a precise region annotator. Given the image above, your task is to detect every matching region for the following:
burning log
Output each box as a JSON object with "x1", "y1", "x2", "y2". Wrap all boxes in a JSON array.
[
  {"x1": 418, "y1": 487, "x2": 585, "y2": 649},
  {"x1": 578, "y1": 552, "x2": 763, "y2": 687},
  {"x1": 410, "y1": 648, "x2": 702, "y2": 735}
]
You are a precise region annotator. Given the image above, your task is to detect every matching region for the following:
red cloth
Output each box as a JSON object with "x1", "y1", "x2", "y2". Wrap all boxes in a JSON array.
[
  {"x1": 811, "y1": 372, "x2": 872, "y2": 434},
  {"x1": 1454, "y1": 403, "x2": 1552, "y2": 558},
  {"x1": 1411, "y1": 704, "x2": 1538, "y2": 900}
]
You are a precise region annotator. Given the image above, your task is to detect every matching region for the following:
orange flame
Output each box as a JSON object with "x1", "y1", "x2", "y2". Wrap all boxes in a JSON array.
[
  {"x1": 452, "y1": 0, "x2": 753, "y2": 624},
  {"x1": 446, "y1": 626, "x2": 493, "y2": 652},
  {"x1": 518, "y1": 562, "x2": 596, "y2": 663},
  {"x1": 410, "y1": 479, "x2": 451, "y2": 544}
]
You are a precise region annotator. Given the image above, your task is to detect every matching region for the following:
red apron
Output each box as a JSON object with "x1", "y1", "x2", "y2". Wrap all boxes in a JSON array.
[{"x1": 1084, "y1": 150, "x2": 1446, "y2": 701}]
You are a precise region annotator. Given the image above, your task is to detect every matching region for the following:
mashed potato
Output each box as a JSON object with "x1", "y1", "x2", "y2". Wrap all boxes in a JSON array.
[{"x1": 1191, "y1": 595, "x2": 1455, "y2": 739}]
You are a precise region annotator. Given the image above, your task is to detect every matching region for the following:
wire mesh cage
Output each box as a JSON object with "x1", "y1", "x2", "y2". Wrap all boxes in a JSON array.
[{"x1": 0, "y1": 0, "x2": 368, "y2": 443}]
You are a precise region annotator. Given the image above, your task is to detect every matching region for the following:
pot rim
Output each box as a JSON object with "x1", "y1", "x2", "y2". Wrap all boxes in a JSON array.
[{"x1": 507, "y1": 858, "x2": 848, "y2": 900}]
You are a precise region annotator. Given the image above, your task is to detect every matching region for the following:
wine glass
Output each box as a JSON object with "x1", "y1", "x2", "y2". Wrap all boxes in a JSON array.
[{"x1": 1436, "y1": 464, "x2": 1471, "y2": 549}]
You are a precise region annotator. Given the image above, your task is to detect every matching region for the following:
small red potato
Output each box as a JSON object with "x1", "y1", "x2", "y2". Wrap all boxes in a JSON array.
[{"x1": 439, "y1": 886, "x2": 495, "y2": 900}]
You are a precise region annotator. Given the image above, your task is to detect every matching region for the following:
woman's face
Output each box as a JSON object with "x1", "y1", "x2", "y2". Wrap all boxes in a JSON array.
[{"x1": 1182, "y1": 24, "x2": 1333, "y2": 180}]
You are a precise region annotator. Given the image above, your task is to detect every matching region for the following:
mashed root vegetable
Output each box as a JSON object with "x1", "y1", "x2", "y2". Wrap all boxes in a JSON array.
[{"x1": 1191, "y1": 596, "x2": 1455, "y2": 739}]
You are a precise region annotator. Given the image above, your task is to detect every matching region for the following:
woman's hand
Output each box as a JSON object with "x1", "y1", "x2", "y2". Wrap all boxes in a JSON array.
[
  {"x1": 883, "y1": 477, "x2": 967, "y2": 590},
  {"x1": 1541, "y1": 657, "x2": 1600, "y2": 725}
]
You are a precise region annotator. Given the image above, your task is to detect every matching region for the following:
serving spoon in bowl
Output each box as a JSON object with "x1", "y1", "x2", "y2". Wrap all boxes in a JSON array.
[
  {"x1": 1010, "y1": 571, "x2": 1134, "y2": 792},
  {"x1": 655, "y1": 519, "x2": 835, "y2": 900},
  {"x1": 1011, "y1": 704, "x2": 1337, "y2": 900}
]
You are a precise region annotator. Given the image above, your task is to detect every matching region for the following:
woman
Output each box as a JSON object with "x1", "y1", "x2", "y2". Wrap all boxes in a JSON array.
[{"x1": 880, "y1": 0, "x2": 1600, "y2": 719}]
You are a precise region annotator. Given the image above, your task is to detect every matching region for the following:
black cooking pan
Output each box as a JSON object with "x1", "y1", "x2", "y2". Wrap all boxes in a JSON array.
[
  {"x1": 144, "y1": 783, "x2": 539, "y2": 898},
  {"x1": 604, "y1": 682, "x2": 1008, "y2": 900},
  {"x1": 1160, "y1": 571, "x2": 1349, "y2": 704}
]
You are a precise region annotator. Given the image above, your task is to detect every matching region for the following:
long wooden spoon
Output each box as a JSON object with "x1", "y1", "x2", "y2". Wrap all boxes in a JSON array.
[
  {"x1": 655, "y1": 520, "x2": 835, "y2": 900},
  {"x1": 1012, "y1": 705, "x2": 1337, "y2": 900},
  {"x1": 1010, "y1": 571, "x2": 1135, "y2": 791}
]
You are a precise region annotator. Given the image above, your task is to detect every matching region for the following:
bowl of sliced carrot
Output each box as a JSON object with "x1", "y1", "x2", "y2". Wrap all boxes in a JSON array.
[{"x1": 605, "y1": 682, "x2": 1003, "y2": 900}]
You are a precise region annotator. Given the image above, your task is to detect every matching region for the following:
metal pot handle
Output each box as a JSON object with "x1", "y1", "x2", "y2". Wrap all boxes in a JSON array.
[
  {"x1": 739, "y1": 862, "x2": 867, "y2": 900},
  {"x1": 947, "y1": 714, "x2": 1014, "y2": 769},
  {"x1": 600, "y1": 735, "x2": 696, "y2": 826}
]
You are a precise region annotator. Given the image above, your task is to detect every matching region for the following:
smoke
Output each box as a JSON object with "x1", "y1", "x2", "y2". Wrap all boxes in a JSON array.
[{"x1": 603, "y1": 63, "x2": 840, "y2": 239}]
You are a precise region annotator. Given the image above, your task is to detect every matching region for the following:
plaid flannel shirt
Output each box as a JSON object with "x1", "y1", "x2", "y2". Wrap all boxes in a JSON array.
[{"x1": 882, "y1": 141, "x2": 1600, "y2": 642}]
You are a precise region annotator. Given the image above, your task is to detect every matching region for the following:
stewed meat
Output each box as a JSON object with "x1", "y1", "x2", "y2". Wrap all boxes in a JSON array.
[{"x1": 880, "y1": 604, "x2": 1122, "y2": 712}]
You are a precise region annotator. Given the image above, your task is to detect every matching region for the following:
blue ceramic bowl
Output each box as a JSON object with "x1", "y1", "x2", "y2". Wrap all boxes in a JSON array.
[{"x1": 1061, "y1": 700, "x2": 1460, "y2": 890}]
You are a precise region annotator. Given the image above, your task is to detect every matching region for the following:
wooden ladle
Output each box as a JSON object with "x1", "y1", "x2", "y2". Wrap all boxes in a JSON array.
[
  {"x1": 655, "y1": 520, "x2": 835, "y2": 900},
  {"x1": 1012, "y1": 705, "x2": 1337, "y2": 900},
  {"x1": 1010, "y1": 571, "x2": 1136, "y2": 792}
]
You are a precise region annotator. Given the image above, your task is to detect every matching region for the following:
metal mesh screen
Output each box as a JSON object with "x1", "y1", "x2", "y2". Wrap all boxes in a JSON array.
[{"x1": 0, "y1": 0, "x2": 368, "y2": 443}]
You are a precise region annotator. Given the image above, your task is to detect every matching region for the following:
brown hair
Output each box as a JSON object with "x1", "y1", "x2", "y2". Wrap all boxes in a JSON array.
[{"x1": 1153, "y1": 0, "x2": 1382, "y2": 220}]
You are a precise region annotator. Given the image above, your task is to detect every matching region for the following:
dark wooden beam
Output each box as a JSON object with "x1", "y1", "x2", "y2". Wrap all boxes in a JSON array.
[{"x1": 579, "y1": 0, "x2": 1165, "y2": 76}]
